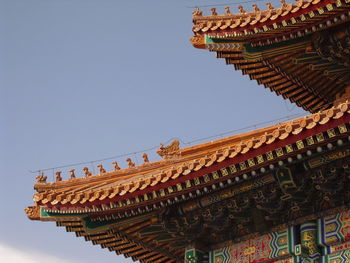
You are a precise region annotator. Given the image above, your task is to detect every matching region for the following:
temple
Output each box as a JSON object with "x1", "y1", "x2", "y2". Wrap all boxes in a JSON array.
[{"x1": 26, "y1": 1, "x2": 350, "y2": 263}]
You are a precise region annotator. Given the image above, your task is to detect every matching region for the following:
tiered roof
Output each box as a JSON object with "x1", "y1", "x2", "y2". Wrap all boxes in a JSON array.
[
  {"x1": 191, "y1": 0, "x2": 350, "y2": 112},
  {"x1": 25, "y1": 1, "x2": 350, "y2": 262}
]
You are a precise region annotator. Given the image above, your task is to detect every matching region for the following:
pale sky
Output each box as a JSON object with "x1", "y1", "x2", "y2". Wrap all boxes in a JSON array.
[{"x1": 0, "y1": 0, "x2": 304, "y2": 262}]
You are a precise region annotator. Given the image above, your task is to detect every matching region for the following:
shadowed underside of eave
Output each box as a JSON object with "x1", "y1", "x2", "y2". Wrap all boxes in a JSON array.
[{"x1": 191, "y1": 0, "x2": 350, "y2": 112}]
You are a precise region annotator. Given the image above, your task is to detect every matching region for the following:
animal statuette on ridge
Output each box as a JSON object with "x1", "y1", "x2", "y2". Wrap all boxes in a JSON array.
[
  {"x1": 266, "y1": 2, "x2": 274, "y2": 10},
  {"x1": 69, "y1": 169, "x2": 76, "y2": 179},
  {"x1": 97, "y1": 164, "x2": 106, "y2": 174},
  {"x1": 126, "y1": 158, "x2": 135, "y2": 168},
  {"x1": 253, "y1": 4, "x2": 260, "y2": 13},
  {"x1": 142, "y1": 153, "x2": 150, "y2": 164},
  {"x1": 238, "y1": 5, "x2": 247, "y2": 14},
  {"x1": 36, "y1": 172, "x2": 47, "y2": 183},
  {"x1": 192, "y1": 8, "x2": 202, "y2": 16},
  {"x1": 112, "y1": 161, "x2": 121, "y2": 171},
  {"x1": 55, "y1": 171, "x2": 62, "y2": 182},
  {"x1": 83, "y1": 167, "x2": 92, "y2": 177}
]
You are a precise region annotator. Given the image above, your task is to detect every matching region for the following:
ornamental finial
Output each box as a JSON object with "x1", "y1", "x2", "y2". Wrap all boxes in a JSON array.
[
  {"x1": 157, "y1": 140, "x2": 180, "y2": 159},
  {"x1": 126, "y1": 158, "x2": 135, "y2": 168},
  {"x1": 83, "y1": 167, "x2": 92, "y2": 177},
  {"x1": 238, "y1": 5, "x2": 246, "y2": 14},
  {"x1": 55, "y1": 171, "x2": 62, "y2": 182},
  {"x1": 224, "y1": 6, "x2": 231, "y2": 14},
  {"x1": 211, "y1": 8, "x2": 217, "y2": 16},
  {"x1": 97, "y1": 164, "x2": 106, "y2": 174},
  {"x1": 142, "y1": 153, "x2": 150, "y2": 164},
  {"x1": 69, "y1": 169, "x2": 76, "y2": 179},
  {"x1": 112, "y1": 161, "x2": 121, "y2": 171}
]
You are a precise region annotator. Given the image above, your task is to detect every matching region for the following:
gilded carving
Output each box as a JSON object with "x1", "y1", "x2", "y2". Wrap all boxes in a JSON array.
[
  {"x1": 190, "y1": 35, "x2": 205, "y2": 49},
  {"x1": 157, "y1": 140, "x2": 180, "y2": 159},
  {"x1": 24, "y1": 206, "x2": 41, "y2": 220}
]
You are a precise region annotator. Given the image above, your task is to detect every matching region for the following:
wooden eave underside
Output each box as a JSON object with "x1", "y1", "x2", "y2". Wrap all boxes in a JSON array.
[
  {"x1": 191, "y1": 0, "x2": 350, "y2": 112},
  {"x1": 218, "y1": 49, "x2": 348, "y2": 112},
  {"x1": 26, "y1": 102, "x2": 350, "y2": 262},
  {"x1": 56, "y1": 220, "x2": 179, "y2": 263}
]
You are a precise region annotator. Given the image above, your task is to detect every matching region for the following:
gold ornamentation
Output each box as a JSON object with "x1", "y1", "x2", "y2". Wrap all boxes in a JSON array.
[
  {"x1": 69, "y1": 169, "x2": 76, "y2": 179},
  {"x1": 126, "y1": 158, "x2": 135, "y2": 168},
  {"x1": 83, "y1": 167, "x2": 92, "y2": 177},
  {"x1": 306, "y1": 136, "x2": 315, "y2": 145},
  {"x1": 194, "y1": 177, "x2": 201, "y2": 185},
  {"x1": 229, "y1": 165, "x2": 237, "y2": 173},
  {"x1": 24, "y1": 206, "x2": 40, "y2": 220},
  {"x1": 327, "y1": 128, "x2": 336, "y2": 138},
  {"x1": 112, "y1": 161, "x2": 121, "y2": 170},
  {"x1": 257, "y1": 155, "x2": 264, "y2": 164},
  {"x1": 252, "y1": 4, "x2": 260, "y2": 12},
  {"x1": 266, "y1": 151, "x2": 274, "y2": 160},
  {"x1": 296, "y1": 140, "x2": 304, "y2": 149},
  {"x1": 248, "y1": 158, "x2": 255, "y2": 167},
  {"x1": 212, "y1": 171, "x2": 220, "y2": 179},
  {"x1": 238, "y1": 5, "x2": 247, "y2": 14},
  {"x1": 267, "y1": 2, "x2": 274, "y2": 10},
  {"x1": 142, "y1": 153, "x2": 149, "y2": 164},
  {"x1": 192, "y1": 8, "x2": 203, "y2": 16},
  {"x1": 220, "y1": 168, "x2": 229, "y2": 176},
  {"x1": 224, "y1": 6, "x2": 231, "y2": 14},
  {"x1": 157, "y1": 140, "x2": 180, "y2": 159},
  {"x1": 276, "y1": 148, "x2": 284, "y2": 157},
  {"x1": 176, "y1": 183, "x2": 183, "y2": 191},
  {"x1": 97, "y1": 164, "x2": 106, "y2": 174},
  {"x1": 168, "y1": 186, "x2": 174, "y2": 193},
  {"x1": 338, "y1": 125, "x2": 347, "y2": 134},
  {"x1": 211, "y1": 8, "x2": 217, "y2": 16},
  {"x1": 285, "y1": 144, "x2": 294, "y2": 153},
  {"x1": 239, "y1": 162, "x2": 247, "y2": 170},
  {"x1": 316, "y1": 133, "x2": 325, "y2": 142},
  {"x1": 55, "y1": 171, "x2": 62, "y2": 182}
]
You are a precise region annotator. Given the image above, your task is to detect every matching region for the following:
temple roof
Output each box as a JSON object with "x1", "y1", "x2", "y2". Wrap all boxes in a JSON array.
[
  {"x1": 26, "y1": 100, "x2": 350, "y2": 262},
  {"x1": 191, "y1": 0, "x2": 350, "y2": 112},
  {"x1": 28, "y1": 100, "x2": 350, "y2": 212}
]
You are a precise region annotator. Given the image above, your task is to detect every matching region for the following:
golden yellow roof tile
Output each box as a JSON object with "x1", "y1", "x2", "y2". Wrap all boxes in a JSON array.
[
  {"x1": 205, "y1": 153, "x2": 217, "y2": 167},
  {"x1": 220, "y1": 20, "x2": 232, "y2": 29},
  {"x1": 119, "y1": 184, "x2": 130, "y2": 196},
  {"x1": 230, "y1": 18, "x2": 241, "y2": 28},
  {"x1": 29, "y1": 101, "x2": 350, "y2": 208},
  {"x1": 79, "y1": 192, "x2": 91, "y2": 204}
]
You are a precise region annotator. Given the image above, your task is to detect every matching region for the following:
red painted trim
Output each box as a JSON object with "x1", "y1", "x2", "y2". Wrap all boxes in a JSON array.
[{"x1": 45, "y1": 113, "x2": 350, "y2": 210}]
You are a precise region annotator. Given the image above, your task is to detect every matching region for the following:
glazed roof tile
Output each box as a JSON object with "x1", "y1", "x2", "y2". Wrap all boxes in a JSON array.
[
  {"x1": 191, "y1": 0, "x2": 350, "y2": 112},
  {"x1": 31, "y1": 101, "x2": 350, "y2": 208},
  {"x1": 192, "y1": 0, "x2": 348, "y2": 36}
]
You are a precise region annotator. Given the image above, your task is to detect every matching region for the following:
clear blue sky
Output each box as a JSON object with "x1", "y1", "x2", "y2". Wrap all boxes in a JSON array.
[{"x1": 0, "y1": 0, "x2": 304, "y2": 262}]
